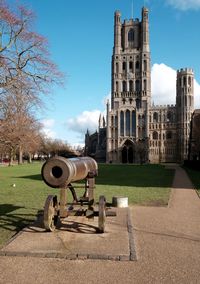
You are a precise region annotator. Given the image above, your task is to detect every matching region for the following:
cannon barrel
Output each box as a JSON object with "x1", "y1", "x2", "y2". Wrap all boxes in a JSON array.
[{"x1": 41, "y1": 156, "x2": 98, "y2": 188}]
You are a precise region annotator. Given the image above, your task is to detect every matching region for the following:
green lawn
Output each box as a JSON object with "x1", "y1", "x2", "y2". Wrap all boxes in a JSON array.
[
  {"x1": 95, "y1": 164, "x2": 174, "y2": 205},
  {"x1": 0, "y1": 162, "x2": 175, "y2": 248}
]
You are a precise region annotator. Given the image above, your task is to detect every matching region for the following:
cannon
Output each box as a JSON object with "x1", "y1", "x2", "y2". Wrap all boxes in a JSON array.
[{"x1": 41, "y1": 156, "x2": 108, "y2": 233}]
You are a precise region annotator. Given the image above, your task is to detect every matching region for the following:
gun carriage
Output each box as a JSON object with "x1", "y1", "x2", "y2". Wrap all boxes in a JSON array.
[{"x1": 41, "y1": 156, "x2": 108, "y2": 233}]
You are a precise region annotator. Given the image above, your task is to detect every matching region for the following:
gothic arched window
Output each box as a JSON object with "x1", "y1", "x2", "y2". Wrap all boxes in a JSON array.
[
  {"x1": 116, "y1": 62, "x2": 119, "y2": 73},
  {"x1": 143, "y1": 60, "x2": 147, "y2": 71},
  {"x1": 115, "y1": 116, "x2": 118, "y2": 127},
  {"x1": 135, "y1": 80, "x2": 140, "y2": 92},
  {"x1": 129, "y1": 80, "x2": 133, "y2": 92},
  {"x1": 128, "y1": 29, "x2": 134, "y2": 42},
  {"x1": 153, "y1": 131, "x2": 158, "y2": 140},
  {"x1": 123, "y1": 62, "x2": 126, "y2": 72},
  {"x1": 129, "y1": 61, "x2": 133, "y2": 72},
  {"x1": 122, "y1": 81, "x2": 127, "y2": 92},
  {"x1": 120, "y1": 111, "x2": 124, "y2": 136},
  {"x1": 153, "y1": 112, "x2": 158, "y2": 122},
  {"x1": 135, "y1": 61, "x2": 140, "y2": 70},
  {"x1": 183, "y1": 76, "x2": 186, "y2": 86},
  {"x1": 167, "y1": 111, "x2": 172, "y2": 122},
  {"x1": 132, "y1": 110, "x2": 136, "y2": 136},
  {"x1": 126, "y1": 110, "x2": 130, "y2": 136},
  {"x1": 128, "y1": 29, "x2": 134, "y2": 48},
  {"x1": 116, "y1": 81, "x2": 119, "y2": 92},
  {"x1": 188, "y1": 76, "x2": 191, "y2": 86},
  {"x1": 143, "y1": 79, "x2": 147, "y2": 91},
  {"x1": 166, "y1": 131, "x2": 172, "y2": 139}
]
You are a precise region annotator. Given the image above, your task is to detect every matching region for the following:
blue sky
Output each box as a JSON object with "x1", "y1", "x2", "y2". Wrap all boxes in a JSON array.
[{"x1": 8, "y1": 0, "x2": 200, "y2": 146}]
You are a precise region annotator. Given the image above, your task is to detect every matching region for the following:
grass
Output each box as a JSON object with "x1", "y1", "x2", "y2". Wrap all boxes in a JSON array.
[
  {"x1": 95, "y1": 164, "x2": 174, "y2": 205},
  {"x1": 0, "y1": 162, "x2": 175, "y2": 248}
]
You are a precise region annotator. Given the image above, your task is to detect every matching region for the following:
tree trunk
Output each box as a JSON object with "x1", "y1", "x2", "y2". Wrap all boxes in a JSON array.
[
  {"x1": 18, "y1": 145, "x2": 23, "y2": 164},
  {"x1": 9, "y1": 148, "x2": 14, "y2": 166},
  {"x1": 28, "y1": 153, "x2": 32, "y2": 163}
]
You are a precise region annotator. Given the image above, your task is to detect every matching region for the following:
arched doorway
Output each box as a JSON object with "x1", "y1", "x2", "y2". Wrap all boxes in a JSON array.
[{"x1": 121, "y1": 140, "x2": 135, "y2": 163}]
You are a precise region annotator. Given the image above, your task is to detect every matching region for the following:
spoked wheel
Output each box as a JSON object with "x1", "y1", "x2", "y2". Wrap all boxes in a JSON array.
[
  {"x1": 43, "y1": 195, "x2": 59, "y2": 231},
  {"x1": 98, "y1": 195, "x2": 106, "y2": 233}
]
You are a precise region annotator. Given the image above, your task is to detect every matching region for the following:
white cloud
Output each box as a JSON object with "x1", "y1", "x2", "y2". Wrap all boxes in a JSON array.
[
  {"x1": 152, "y1": 63, "x2": 200, "y2": 108},
  {"x1": 194, "y1": 80, "x2": 200, "y2": 108},
  {"x1": 42, "y1": 128, "x2": 56, "y2": 139},
  {"x1": 71, "y1": 142, "x2": 85, "y2": 149},
  {"x1": 165, "y1": 0, "x2": 200, "y2": 10},
  {"x1": 41, "y1": 119, "x2": 55, "y2": 128},
  {"x1": 66, "y1": 110, "x2": 101, "y2": 135},
  {"x1": 152, "y1": 63, "x2": 176, "y2": 105},
  {"x1": 41, "y1": 118, "x2": 56, "y2": 139}
]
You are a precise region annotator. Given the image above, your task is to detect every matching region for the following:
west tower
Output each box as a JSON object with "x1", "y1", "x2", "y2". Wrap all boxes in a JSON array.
[
  {"x1": 106, "y1": 7, "x2": 151, "y2": 163},
  {"x1": 176, "y1": 68, "x2": 194, "y2": 162}
]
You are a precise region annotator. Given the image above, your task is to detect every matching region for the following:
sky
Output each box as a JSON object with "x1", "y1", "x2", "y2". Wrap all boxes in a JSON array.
[{"x1": 7, "y1": 0, "x2": 200, "y2": 147}]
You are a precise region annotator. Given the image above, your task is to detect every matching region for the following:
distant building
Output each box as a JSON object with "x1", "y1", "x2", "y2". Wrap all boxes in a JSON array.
[{"x1": 85, "y1": 7, "x2": 198, "y2": 164}]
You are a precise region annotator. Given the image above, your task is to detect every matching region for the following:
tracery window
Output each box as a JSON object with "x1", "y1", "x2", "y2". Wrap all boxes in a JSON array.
[
  {"x1": 120, "y1": 111, "x2": 124, "y2": 136},
  {"x1": 128, "y1": 29, "x2": 134, "y2": 48},
  {"x1": 166, "y1": 131, "x2": 172, "y2": 139},
  {"x1": 116, "y1": 62, "x2": 119, "y2": 73},
  {"x1": 126, "y1": 110, "x2": 130, "y2": 136},
  {"x1": 167, "y1": 111, "x2": 173, "y2": 122},
  {"x1": 132, "y1": 110, "x2": 136, "y2": 136},
  {"x1": 123, "y1": 62, "x2": 126, "y2": 72},
  {"x1": 129, "y1": 80, "x2": 133, "y2": 92},
  {"x1": 143, "y1": 60, "x2": 147, "y2": 71},
  {"x1": 188, "y1": 76, "x2": 191, "y2": 86},
  {"x1": 153, "y1": 131, "x2": 158, "y2": 140},
  {"x1": 135, "y1": 80, "x2": 140, "y2": 92},
  {"x1": 116, "y1": 81, "x2": 119, "y2": 92},
  {"x1": 129, "y1": 61, "x2": 133, "y2": 72},
  {"x1": 128, "y1": 29, "x2": 134, "y2": 41},
  {"x1": 153, "y1": 112, "x2": 158, "y2": 122},
  {"x1": 122, "y1": 81, "x2": 127, "y2": 92},
  {"x1": 143, "y1": 79, "x2": 147, "y2": 91},
  {"x1": 135, "y1": 61, "x2": 140, "y2": 70}
]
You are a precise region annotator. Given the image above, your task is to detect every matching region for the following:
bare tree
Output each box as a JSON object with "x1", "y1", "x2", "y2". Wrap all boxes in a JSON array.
[
  {"x1": 0, "y1": 102, "x2": 42, "y2": 164},
  {"x1": 39, "y1": 138, "x2": 75, "y2": 159},
  {"x1": 0, "y1": 1, "x2": 63, "y2": 94},
  {"x1": 0, "y1": 1, "x2": 65, "y2": 163}
]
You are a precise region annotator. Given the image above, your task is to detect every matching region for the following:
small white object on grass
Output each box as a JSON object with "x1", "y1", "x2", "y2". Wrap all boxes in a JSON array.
[{"x1": 12, "y1": 184, "x2": 16, "y2": 187}]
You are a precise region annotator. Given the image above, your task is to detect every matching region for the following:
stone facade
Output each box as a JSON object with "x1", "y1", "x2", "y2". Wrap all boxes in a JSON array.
[
  {"x1": 189, "y1": 109, "x2": 200, "y2": 160},
  {"x1": 85, "y1": 7, "x2": 196, "y2": 164}
]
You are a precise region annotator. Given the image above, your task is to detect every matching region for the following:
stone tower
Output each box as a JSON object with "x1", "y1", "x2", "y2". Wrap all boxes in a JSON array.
[
  {"x1": 85, "y1": 6, "x2": 196, "y2": 165},
  {"x1": 106, "y1": 7, "x2": 151, "y2": 163},
  {"x1": 176, "y1": 68, "x2": 194, "y2": 162}
]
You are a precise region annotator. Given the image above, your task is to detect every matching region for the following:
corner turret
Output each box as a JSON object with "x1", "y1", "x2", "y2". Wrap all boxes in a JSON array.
[{"x1": 142, "y1": 7, "x2": 150, "y2": 52}]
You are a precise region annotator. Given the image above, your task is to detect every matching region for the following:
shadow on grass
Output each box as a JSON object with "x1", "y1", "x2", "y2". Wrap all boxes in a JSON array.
[
  {"x1": 0, "y1": 204, "x2": 36, "y2": 233},
  {"x1": 18, "y1": 174, "x2": 42, "y2": 181},
  {"x1": 0, "y1": 204, "x2": 25, "y2": 216}
]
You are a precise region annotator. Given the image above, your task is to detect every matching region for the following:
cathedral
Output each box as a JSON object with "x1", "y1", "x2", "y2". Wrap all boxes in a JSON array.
[{"x1": 85, "y1": 7, "x2": 195, "y2": 164}]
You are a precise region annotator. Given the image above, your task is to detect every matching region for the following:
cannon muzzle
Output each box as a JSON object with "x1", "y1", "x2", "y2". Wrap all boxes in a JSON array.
[{"x1": 41, "y1": 156, "x2": 98, "y2": 188}]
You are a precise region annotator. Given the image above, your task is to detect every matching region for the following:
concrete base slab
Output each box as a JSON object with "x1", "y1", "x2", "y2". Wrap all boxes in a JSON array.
[{"x1": 1, "y1": 207, "x2": 137, "y2": 261}]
